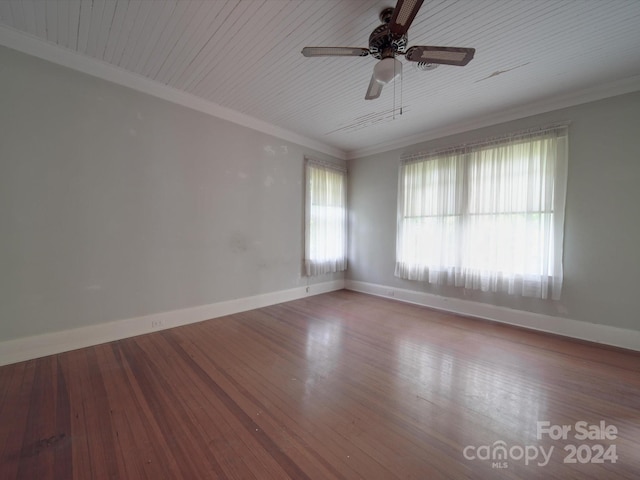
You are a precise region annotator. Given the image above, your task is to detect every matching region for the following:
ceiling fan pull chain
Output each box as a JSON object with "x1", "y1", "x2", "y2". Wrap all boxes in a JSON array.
[
  {"x1": 400, "y1": 67, "x2": 403, "y2": 116},
  {"x1": 393, "y1": 60, "x2": 397, "y2": 120}
]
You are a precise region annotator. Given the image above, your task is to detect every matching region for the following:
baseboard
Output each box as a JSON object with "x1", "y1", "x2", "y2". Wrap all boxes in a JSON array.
[
  {"x1": 345, "y1": 280, "x2": 640, "y2": 352},
  {"x1": 0, "y1": 279, "x2": 345, "y2": 366}
]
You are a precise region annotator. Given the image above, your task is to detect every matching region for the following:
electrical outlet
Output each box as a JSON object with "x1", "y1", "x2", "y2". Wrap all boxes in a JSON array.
[
  {"x1": 387, "y1": 290, "x2": 395, "y2": 297},
  {"x1": 151, "y1": 319, "x2": 164, "y2": 329},
  {"x1": 306, "y1": 286, "x2": 310, "y2": 293}
]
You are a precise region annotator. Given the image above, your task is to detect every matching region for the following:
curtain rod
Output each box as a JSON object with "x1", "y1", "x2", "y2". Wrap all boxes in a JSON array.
[
  {"x1": 401, "y1": 122, "x2": 570, "y2": 164},
  {"x1": 305, "y1": 156, "x2": 348, "y2": 173}
]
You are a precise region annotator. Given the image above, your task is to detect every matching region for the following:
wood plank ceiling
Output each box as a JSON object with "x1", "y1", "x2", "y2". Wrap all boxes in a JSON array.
[{"x1": 1, "y1": 1, "x2": 639, "y2": 157}]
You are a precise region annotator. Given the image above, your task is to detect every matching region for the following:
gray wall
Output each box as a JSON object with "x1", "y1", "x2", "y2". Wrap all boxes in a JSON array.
[
  {"x1": 0, "y1": 46, "x2": 343, "y2": 341},
  {"x1": 348, "y1": 91, "x2": 640, "y2": 332}
]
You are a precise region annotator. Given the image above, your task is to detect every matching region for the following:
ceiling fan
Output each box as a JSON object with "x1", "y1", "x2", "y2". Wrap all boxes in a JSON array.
[{"x1": 301, "y1": 0, "x2": 475, "y2": 100}]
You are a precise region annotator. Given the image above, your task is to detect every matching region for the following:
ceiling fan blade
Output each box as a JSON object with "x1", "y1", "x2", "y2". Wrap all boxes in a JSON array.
[
  {"x1": 389, "y1": 0, "x2": 425, "y2": 37},
  {"x1": 302, "y1": 47, "x2": 369, "y2": 57},
  {"x1": 365, "y1": 75, "x2": 383, "y2": 100},
  {"x1": 405, "y1": 46, "x2": 475, "y2": 66}
]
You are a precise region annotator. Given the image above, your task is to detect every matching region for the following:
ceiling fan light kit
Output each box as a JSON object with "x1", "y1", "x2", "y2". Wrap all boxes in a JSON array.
[
  {"x1": 301, "y1": 0, "x2": 475, "y2": 100},
  {"x1": 374, "y1": 57, "x2": 402, "y2": 85}
]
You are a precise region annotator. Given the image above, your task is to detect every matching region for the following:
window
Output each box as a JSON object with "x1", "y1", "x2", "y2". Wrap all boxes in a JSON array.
[
  {"x1": 305, "y1": 158, "x2": 347, "y2": 276},
  {"x1": 395, "y1": 126, "x2": 568, "y2": 299}
]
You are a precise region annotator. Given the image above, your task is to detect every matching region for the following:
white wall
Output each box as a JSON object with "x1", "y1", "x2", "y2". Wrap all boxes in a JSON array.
[
  {"x1": 0, "y1": 45, "x2": 344, "y2": 342},
  {"x1": 348, "y1": 91, "x2": 640, "y2": 333},
  {"x1": 2, "y1": 41, "x2": 639, "y2": 355}
]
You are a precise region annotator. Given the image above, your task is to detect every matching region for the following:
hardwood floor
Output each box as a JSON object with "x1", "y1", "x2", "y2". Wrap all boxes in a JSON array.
[{"x1": 1, "y1": 290, "x2": 639, "y2": 479}]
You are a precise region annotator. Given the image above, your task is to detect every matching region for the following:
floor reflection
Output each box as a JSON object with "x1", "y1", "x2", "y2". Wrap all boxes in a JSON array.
[
  {"x1": 397, "y1": 338, "x2": 549, "y2": 440},
  {"x1": 304, "y1": 319, "x2": 344, "y2": 400}
]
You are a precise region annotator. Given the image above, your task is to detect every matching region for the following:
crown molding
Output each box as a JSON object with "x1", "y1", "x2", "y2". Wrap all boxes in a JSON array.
[
  {"x1": 3, "y1": 23, "x2": 637, "y2": 164},
  {"x1": 0, "y1": 25, "x2": 347, "y2": 161},
  {"x1": 346, "y1": 75, "x2": 640, "y2": 160}
]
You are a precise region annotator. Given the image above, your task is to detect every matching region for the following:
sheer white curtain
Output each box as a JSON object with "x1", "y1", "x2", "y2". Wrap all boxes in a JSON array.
[
  {"x1": 305, "y1": 159, "x2": 347, "y2": 276},
  {"x1": 396, "y1": 126, "x2": 568, "y2": 299}
]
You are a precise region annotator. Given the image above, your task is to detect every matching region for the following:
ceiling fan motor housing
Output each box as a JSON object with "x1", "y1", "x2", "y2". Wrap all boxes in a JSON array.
[{"x1": 369, "y1": 24, "x2": 408, "y2": 59}]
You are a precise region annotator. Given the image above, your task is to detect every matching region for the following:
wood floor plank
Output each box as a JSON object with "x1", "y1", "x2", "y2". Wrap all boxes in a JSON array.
[
  {"x1": 0, "y1": 361, "x2": 35, "y2": 479},
  {"x1": 142, "y1": 332, "x2": 281, "y2": 480},
  {"x1": 95, "y1": 342, "x2": 172, "y2": 480},
  {"x1": 1, "y1": 290, "x2": 639, "y2": 479},
  {"x1": 118, "y1": 338, "x2": 228, "y2": 478}
]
